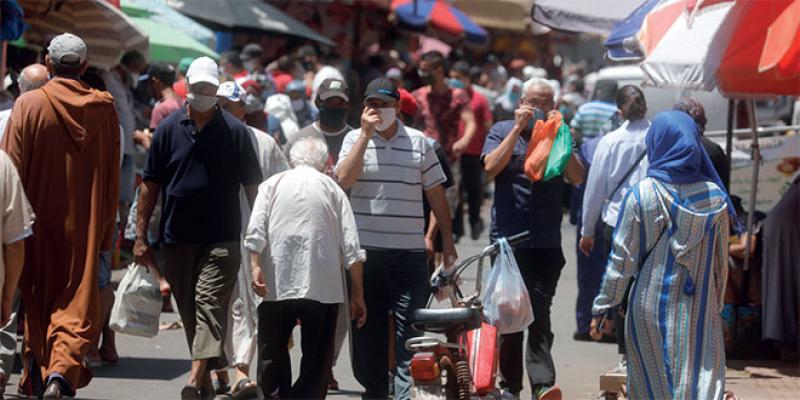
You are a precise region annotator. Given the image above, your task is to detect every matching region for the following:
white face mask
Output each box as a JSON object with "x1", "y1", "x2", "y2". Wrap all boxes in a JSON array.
[
  {"x1": 376, "y1": 107, "x2": 397, "y2": 132},
  {"x1": 187, "y1": 93, "x2": 218, "y2": 112},
  {"x1": 291, "y1": 98, "x2": 305, "y2": 112}
]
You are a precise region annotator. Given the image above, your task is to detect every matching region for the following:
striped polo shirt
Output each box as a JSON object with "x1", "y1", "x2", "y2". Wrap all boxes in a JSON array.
[
  {"x1": 336, "y1": 123, "x2": 446, "y2": 250},
  {"x1": 570, "y1": 100, "x2": 618, "y2": 139}
]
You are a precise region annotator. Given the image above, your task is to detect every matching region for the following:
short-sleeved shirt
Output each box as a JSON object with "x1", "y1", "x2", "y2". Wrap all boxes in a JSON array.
[
  {"x1": 143, "y1": 107, "x2": 263, "y2": 244},
  {"x1": 149, "y1": 96, "x2": 183, "y2": 130},
  {"x1": 570, "y1": 100, "x2": 618, "y2": 140},
  {"x1": 481, "y1": 120, "x2": 564, "y2": 248},
  {"x1": 0, "y1": 150, "x2": 34, "y2": 297},
  {"x1": 460, "y1": 88, "x2": 493, "y2": 157},
  {"x1": 412, "y1": 86, "x2": 470, "y2": 160},
  {"x1": 336, "y1": 124, "x2": 446, "y2": 250}
]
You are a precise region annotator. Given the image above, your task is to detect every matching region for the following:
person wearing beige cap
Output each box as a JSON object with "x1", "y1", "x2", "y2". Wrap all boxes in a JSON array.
[
  {"x1": 0, "y1": 32, "x2": 121, "y2": 399},
  {"x1": 134, "y1": 57, "x2": 263, "y2": 400},
  {"x1": 210, "y1": 81, "x2": 288, "y2": 399}
]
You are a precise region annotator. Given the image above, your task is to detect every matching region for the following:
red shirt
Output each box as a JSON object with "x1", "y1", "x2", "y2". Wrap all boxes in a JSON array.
[
  {"x1": 459, "y1": 87, "x2": 492, "y2": 157},
  {"x1": 150, "y1": 95, "x2": 184, "y2": 130},
  {"x1": 411, "y1": 85, "x2": 469, "y2": 160},
  {"x1": 271, "y1": 71, "x2": 293, "y2": 93},
  {"x1": 172, "y1": 80, "x2": 187, "y2": 100}
]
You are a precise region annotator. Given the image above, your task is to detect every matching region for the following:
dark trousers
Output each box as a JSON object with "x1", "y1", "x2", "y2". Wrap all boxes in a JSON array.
[
  {"x1": 598, "y1": 222, "x2": 627, "y2": 355},
  {"x1": 460, "y1": 155, "x2": 483, "y2": 224},
  {"x1": 499, "y1": 247, "x2": 565, "y2": 394},
  {"x1": 575, "y1": 220, "x2": 610, "y2": 334},
  {"x1": 352, "y1": 250, "x2": 429, "y2": 399},
  {"x1": 162, "y1": 242, "x2": 240, "y2": 371},
  {"x1": 256, "y1": 299, "x2": 339, "y2": 399}
]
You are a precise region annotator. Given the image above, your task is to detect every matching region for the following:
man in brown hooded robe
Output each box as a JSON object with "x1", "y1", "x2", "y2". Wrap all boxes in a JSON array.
[{"x1": 0, "y1": 33, "x2": 119, "y2": 399}]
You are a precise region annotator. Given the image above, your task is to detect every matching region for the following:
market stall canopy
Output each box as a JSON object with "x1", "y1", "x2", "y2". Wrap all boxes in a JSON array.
[
  {"x1": 391, "y1": 0, "x2": 489, "y2": 43},
  {"x1": 18, "y1": 0, "x2": 148, "y2": 69},
  {"x1": 531, "y1": 0, "x2": 643, "y2": 35},
  {"x1": 450, "y1": 0, "x2": 536, "y2": 32},
  {"x1": 0, "y1": 0, "x2": 26, "y2": 41},
  {"x1": 127, "y1": 16, "x2": 218, "y2": 63},
  {"x1": 604, "y1": 0, "x2": 661, "y2": 60},
  {"x1": 121, "y1": 0, "x2": 214, "y2": 47},
  {"x1": 166, "y1": 0, "x2": 334, "y2": 46},
  {"x1": 633, "y1": 0, "x2": 800, "y2": 97}
]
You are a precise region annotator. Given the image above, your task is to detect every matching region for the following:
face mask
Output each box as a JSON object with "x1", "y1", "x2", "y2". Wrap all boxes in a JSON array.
[
  {"x1": 291, "y1": 98, "x2": 305, "y2": 112},
  {"x1": 319, "y1": 106, "x2": 348, "y2": 130},
  {"x1": 448, "y1": 79, "x2": 466, "y2": 90},
  {"x1": 418, "y1": 69, "x2": 435, "y2": 85},
  {"x1": 527, "y1": 109, "x2": 547, "y2": 130},
  {"x1": 243, "y1": 60, "x2": 257, "y2": 73},
  {"x1": 509, "y1": 92, "x2": 521, "y2": 104},
  {"x1": 245, "y1": 94, "x2": 264, "y2": 114},
  {"x1": 375, "y1": 107, "x2": 397, "y2": 132},
  {"x1": 301, "y1": 61, "x2": 315, "y2": 71},
  {"x1": 187, "y1": 93, "x2": 218, "y2": 112}
]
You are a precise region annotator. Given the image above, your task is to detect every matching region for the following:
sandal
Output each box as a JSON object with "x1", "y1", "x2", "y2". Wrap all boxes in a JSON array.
[{"x1": 231, "y1": 378, "x2": 257, "y2": 400}]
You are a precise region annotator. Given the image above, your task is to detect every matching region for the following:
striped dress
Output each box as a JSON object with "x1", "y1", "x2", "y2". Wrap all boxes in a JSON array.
[{"x1": 593, "y1": 177, "x2": 730, "y2": 400}]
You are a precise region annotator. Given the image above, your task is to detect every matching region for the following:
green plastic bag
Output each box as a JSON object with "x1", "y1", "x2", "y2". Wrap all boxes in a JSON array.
[{"x1": 543, "y1": 123, "x2": 572, "y2": 181}]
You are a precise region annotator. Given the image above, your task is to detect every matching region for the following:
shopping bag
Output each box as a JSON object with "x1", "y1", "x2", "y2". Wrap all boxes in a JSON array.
[
  {"x1": 109, "y1": 263, "x2": 162, "y2": 338},
  {"x1": 482, "y1": 239, "x2": 534, "y2": 334},
  {"x1": 523, "y1": 111, "x2": 563, "y2": 182},
  {"x1": 542, "y1": 123, "x2": 573, "y2": 181}
]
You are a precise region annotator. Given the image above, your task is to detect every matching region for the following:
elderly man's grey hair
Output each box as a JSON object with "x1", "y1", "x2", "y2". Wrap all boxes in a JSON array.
[
  {"x1": 522, "y1": 77, "x2": 557, "y2": 101},
  {"x1": 289, "y1": 135, "x2": 329, "y2": 171}
]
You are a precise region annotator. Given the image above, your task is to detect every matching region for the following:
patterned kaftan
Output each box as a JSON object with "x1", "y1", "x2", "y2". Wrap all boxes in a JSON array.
[{"x1": 593, "y1": 177, "x2": 729, "y2": 400}]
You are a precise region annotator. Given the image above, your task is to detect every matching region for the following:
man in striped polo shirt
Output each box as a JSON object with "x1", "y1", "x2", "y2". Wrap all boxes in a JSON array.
[
  {"x1": 336, "y1": 78, "x2": 457, "y2": 399},
  {"x1": 570, "y1": 80, "x2": 619, "y2": 144}
]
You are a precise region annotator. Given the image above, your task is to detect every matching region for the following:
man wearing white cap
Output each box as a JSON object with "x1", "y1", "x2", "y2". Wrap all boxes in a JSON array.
[
  {"x1": 1, "y1": 33, "x2": 120, "y2": 399},
  {"x1": 210, "y1": 81, "x2": 288, "y2": 398},
  {"x1": 134, "y1": 57, "x2": 263, "y2": 400}
]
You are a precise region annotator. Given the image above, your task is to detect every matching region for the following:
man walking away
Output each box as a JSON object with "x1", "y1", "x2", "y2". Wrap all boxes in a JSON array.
[
  {"x1": 578, "y1": 86, "x2": 650, "y2": 355},
  {"x1": 337, "y1": 78, "x2": 457, "y2": 399},
  {"x1": 1, "y1": 33, "x2": 120, "y2": 399},
  {"x1": 134, "y1": 57, "x2": 263, "y2": 400},
  {"x1": 246, "y1": 135, "x2": 366, "y2": 399},
  {"x1": 570, "y1": 80, "x2": 618, "y2": 144},
  {"x1": 213, "y1": 81, "x2": 288, "y2": 398},
  {"x1": 0, "y1": 64, "x2": 48, "y2": 135}
]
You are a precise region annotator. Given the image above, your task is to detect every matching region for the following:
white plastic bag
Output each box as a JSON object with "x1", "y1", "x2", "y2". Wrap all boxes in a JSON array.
[
  {"x1": 109, "y1": 263, "x2": 162, "y2": 338},
  {"x1": 482, "y1": 239, "x2": 534, "y2": 334}
]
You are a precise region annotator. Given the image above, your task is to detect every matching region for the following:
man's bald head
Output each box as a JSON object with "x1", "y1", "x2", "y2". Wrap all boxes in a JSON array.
[{"x1": 18, "y1": 64, "x2": 48, "y2": 94}]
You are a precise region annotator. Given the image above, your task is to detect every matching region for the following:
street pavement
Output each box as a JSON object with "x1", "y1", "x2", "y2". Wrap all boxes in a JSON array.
[{"x1": 5, "y1": 219, "x2": 621, "y2": 399}]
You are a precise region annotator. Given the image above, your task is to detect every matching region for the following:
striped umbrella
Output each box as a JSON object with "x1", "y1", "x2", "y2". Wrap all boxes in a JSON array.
[
  {"x1": 19, "y1": 0, "x2": 148, "y2": 70},
  {"x1": 391, "y1": 0, "x2": 488, "y2": 43}
]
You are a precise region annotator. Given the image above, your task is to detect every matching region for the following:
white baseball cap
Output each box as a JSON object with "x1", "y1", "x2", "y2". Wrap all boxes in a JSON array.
[
  {"x1": 48, "y1": 33, "x2": 87, "y2": 66},
  {"x1": 216, "y1": 81, "x2": 246, "y2": 103},
  {"x1": 186, "y1": 56, "x2": 219, "y2": 86}
]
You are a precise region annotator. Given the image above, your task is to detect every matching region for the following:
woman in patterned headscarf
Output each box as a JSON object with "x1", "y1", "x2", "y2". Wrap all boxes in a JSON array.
[{"x1": 591, "y1": 110, "x2": 739, "y2": 399}]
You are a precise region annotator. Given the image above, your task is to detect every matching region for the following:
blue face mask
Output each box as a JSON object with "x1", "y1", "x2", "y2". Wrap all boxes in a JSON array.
[
  {"x1": 509, "y1": 92, "x2": 521, "y2": 104},
  {"x1": 448, "y1": 79, "x2": 466, "y2": 90},
  {"x1": 527, "y1": 108, "x2": 547, "y2": 130}
]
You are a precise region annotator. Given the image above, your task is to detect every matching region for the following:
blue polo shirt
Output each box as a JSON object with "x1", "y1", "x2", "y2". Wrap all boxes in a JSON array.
[
  {"x1": 481, "y1": 120, "x2": 564, "y2": 249},
  {"x1": 143, "y1": 107, "x2": 263, "y2": 244}
]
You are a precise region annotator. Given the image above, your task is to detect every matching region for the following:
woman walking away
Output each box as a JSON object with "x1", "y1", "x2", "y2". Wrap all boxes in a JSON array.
[{"x1": 591, "y1": 110, "x2": 739, "y2": 399}]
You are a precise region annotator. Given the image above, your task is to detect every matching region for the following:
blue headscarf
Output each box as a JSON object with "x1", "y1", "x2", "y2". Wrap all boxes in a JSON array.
[{"x1": 645, "y1": 110, "x2": 741, "y2": 231}]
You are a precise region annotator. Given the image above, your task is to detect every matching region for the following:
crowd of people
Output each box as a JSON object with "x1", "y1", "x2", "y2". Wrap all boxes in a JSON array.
[{"x1": 0, "y1": 28, "x2": 797, "y2": 400}]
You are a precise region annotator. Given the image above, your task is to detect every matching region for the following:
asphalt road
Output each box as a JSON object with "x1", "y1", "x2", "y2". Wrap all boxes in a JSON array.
[{"x1": 5, "y1": 218, "x2": 620, "y2": 400}]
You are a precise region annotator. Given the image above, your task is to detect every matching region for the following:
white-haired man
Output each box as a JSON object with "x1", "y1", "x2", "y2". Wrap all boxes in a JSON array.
[
  {"x1": 245, "y1": 136, "x2": 366, "y2": 399},
  {"x1": 482, "y1": 78, "x2": 584, "y2": 400}
]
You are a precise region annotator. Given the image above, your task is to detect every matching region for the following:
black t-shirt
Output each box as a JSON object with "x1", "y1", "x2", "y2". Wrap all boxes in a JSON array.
[{"x1": 143, "y1": 107, "x2": 263, "y2": 244}]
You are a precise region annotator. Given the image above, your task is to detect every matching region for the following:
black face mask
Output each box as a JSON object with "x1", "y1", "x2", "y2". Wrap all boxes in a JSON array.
[
  {"x1": 319, "y1": 106, "x2": 348, "y2": 130},
  {"x1": 302, "y1": 61, "x2": 315, "y2": 71}
]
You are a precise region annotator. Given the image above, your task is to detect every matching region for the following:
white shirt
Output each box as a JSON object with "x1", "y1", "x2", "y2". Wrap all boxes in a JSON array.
[
  {"x1": 581, "y1": 119, "x2": 650, "y2": 237},
  {"x1": 244, "y1": 166, "x2": 366, "y2": 304},
  {"x1": 311, "y1": 65, "x2": 345, "y2": 103},
  {"x1": 336, "y1": 124, "x2": 446, "y2": 250},
  {"x1": 0, "y1": 151, "x2": 35, "y2": 299}
]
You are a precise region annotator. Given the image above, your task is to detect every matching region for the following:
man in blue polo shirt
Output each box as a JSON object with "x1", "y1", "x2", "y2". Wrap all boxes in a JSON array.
[
  {"x1": 134, "y1": 57, "x2": 263, "y2": 400},
  {"x1": 482, "y1": 78, "x2": 584, "y2": 400}
]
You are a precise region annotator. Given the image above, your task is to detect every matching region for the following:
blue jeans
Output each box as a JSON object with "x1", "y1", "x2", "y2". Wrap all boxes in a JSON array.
[{"x1": 352, "y1": 250, "x2": 429, "y2": 399}]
